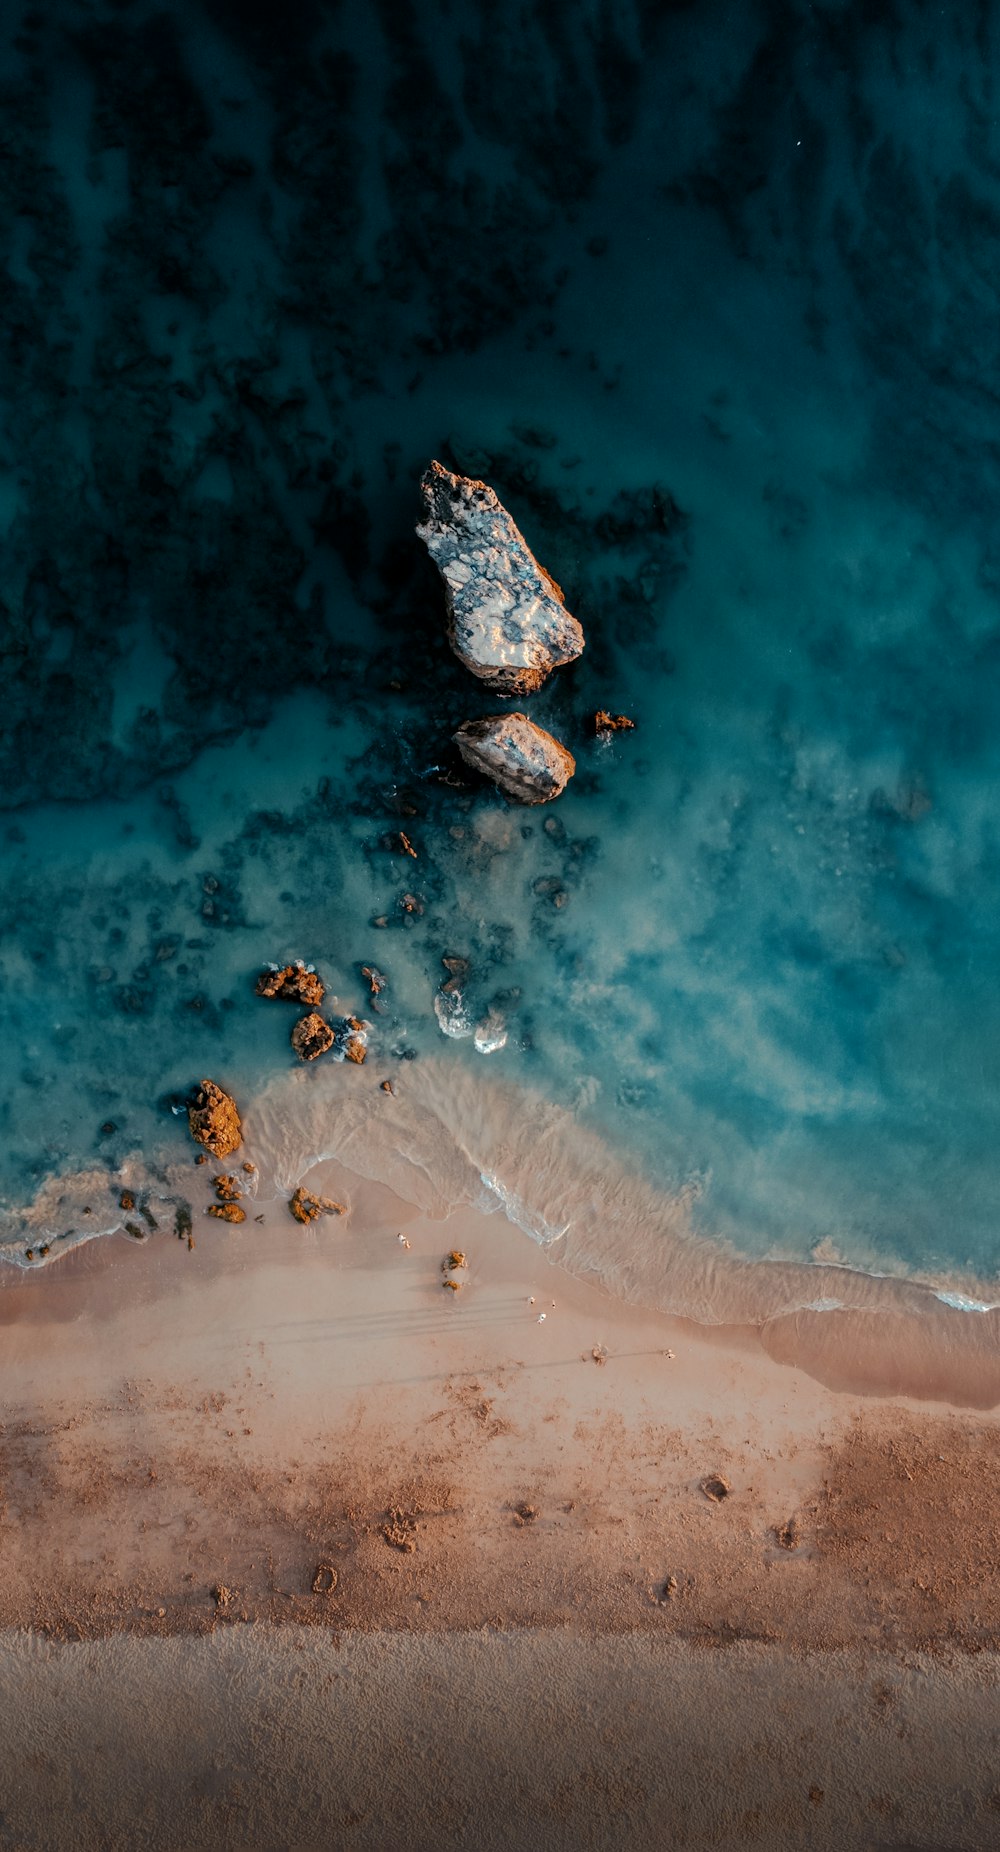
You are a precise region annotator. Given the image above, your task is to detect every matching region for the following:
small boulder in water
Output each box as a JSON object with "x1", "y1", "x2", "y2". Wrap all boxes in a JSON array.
[
  {"x1": 339, "y1": 1017, "x2": 368, "y2": 1064},
  {"x1": 454, "y1": 714, "x2": 575, "y2": 805},
  {"x1": 255, "y1": 962, "x2": 325, "y2": 1006},
  {"x1": 188, "y1": 1079, "x2": 242, "y2": 1158},
  {"x1": 291, "y1": 1012, "x2": 335, "y2": 1061},
  {"x1": 594, "y1": 710, "x2": 636, "y2": 736},
  {"x1": 417, "y1": 459, "x2": 584, "y2": 695}
]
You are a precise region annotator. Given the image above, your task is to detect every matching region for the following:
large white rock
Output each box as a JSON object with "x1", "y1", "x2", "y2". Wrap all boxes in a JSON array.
[
  {"x1": 453, "y1": 713, "x2": 576, "y2": 805},
  {"x1": 417, "y1": 459, "x2": 585, "y2": 695}
]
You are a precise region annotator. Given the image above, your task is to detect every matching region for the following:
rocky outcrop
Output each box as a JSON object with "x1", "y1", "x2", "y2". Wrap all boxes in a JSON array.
[
  {"x1": 417, "y1": 460, "x2": 584, "y2": 695},
  {"x1": 453, "y1": 715, "x2": 575, "y2": 805},
  {"x1": 289, "y1": 1187, "x2": 345, "y2": 1224},
  {"x1": 188, "y1": 1080, "x2": 242, "y2": 1158},
  {"x1": 339, "y1": 1017, "x2": 368, "y2": 1064},
  {"x1": 594, "y1": 710, "x2": 636, "y2": 736},
  {"x1": 207, "y1": 1202, "x2": 246, "y2": 1224},
  {"x1": 291, "y1": 1013, "x2": 335, "y2": 1061},
  {"x1": 255, "y1": 962, "x2": 325, "y2": 1005}
]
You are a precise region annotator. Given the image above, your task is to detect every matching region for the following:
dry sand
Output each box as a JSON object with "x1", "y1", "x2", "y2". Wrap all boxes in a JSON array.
[{"x1": 2, "y1": 1156, "x2": 1000, "y2": 1848}]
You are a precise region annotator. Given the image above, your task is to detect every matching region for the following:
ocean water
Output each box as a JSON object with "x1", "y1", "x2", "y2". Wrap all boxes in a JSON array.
[{"x1": 3, "y1": 0, "x2": 1000, "y2": 1317}]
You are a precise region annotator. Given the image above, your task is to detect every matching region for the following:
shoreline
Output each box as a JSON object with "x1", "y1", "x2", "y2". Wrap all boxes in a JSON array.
[
  {"x1": 3, "y1": 1055, "x2": 1000, "y2": 1413},
  {"x1": 4, "y1": 1148, "x2": 1000, "y2": 1844},
  {"x1": 1, "y1": 1150, "x2": 1000, "y2": 1652}
]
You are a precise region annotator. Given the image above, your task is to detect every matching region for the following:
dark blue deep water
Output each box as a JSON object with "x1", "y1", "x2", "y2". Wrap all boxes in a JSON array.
[{"x1": 3, "y1": 0, "x2": 1000, "y2": 1303}]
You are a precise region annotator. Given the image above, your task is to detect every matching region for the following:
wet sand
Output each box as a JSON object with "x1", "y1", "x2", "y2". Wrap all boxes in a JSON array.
[{"x1": 2, "y1": 1161, "x2": 1000, "y2": 1847}]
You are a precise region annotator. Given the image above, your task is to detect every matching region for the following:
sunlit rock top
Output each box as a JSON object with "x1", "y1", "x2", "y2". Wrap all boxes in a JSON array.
[
  {"x1": 453, "y1": 713, "x2": 576, "y2": 805},
  {"x1": 417, "y1": 459, "x2": 585, "y2": 696}
]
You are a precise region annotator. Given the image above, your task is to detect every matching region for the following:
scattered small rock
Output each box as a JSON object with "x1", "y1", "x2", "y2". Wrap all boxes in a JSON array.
[
  {"x1": 188, "y1": 1080, "x2": 242, "y2": 1158},
  {"x1": 775, "y1": 1518, "x2": 801, "y2": 1551},
  {"x1": 255, "y1": 962, "x2": 325, "y2": 1006},
  {"x1": 289, "y1": 1187, "x2": 345, "y2": 1225},
  {"x1": 291, "y1": 1013, "x2": 335, "y2": 1062},
  {"x1": 513, "y1": 1503, "x2": 537, "y2": 1527},
  {"x1": 213, "y1": 1175, "x2": 242, "y2": 1203},
  {"x1": 701, "y1": 1474, "x2": 731, "y2": 1503},
  {"x1": 594, "y1": 710, "x2": 636, "y2": 736},
  {"x1": 659, "y1": 1575, "x2": 679, "y2": 1603},
  {"x1": 380, "y1": 1079, "x2": 395, "y2": 1095}
]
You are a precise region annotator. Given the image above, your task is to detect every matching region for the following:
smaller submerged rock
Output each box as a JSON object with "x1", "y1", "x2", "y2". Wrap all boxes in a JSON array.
[
  {"x1": 454, "y1": 714, "x2": 575, "y2": 805},
  {"x1": 188, "y1": 1080, "x2": 242, "y2": 1158},
  {"x1": 417, "y1": 459, "x2": 584, "y2": 695},
  {"x1": 256, "y1": 962, "x2": 325, "y2": 1005},
  {"x1": 291, "y1": 1012, "x2": 335, "y2": 1061}
]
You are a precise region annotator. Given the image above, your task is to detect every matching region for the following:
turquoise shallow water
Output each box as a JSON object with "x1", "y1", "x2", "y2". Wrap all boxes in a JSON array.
[{"x1": 2, "y1": 0, "x2": 1000, "y2": 1300}]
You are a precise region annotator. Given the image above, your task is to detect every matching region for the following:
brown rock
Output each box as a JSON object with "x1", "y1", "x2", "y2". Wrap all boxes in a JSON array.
[
  {"x1": 289, "y1": 1187, "x2": 345, "y2": 1225},
  {"x1": 207, "y1": 1203, "x2": 246, "y2": 1225},
  {"x1": 380, "y1": 1079, "x2": 395, "y2": 1095},
  {"x1": 701, "y1": 1474, "x2": 731, "y2": 1503},
  {"x1": 255, "y1": 963, "x2": 325, "y2": 1005},
  {"x1": 361, "y1": 965, "x2": 387, "y2": 996},
  {"x1": 337, "y1": 1015, "x2": 368, "y2": 1065},
  {"x1": 454, "y1": 714, "x2": 575, "y2": 805},
  {"x1": 594, "y1": 710, "x2": 636, "y2": 735},
  {"x1": 188, "y1": 1080, "x2": 242, "y2": 1159},
  {"x1": 213, "y1": 1175, "x2": 242, "y2": 1203},
  {"x1": 291, "y1": 1013, "x2": 335, "y2": 1062}
]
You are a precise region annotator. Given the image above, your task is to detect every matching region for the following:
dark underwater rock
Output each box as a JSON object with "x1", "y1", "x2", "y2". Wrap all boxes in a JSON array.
[
  {"x1": 417, "y1": 460, "x2": 584, "y2": 696},
  {"x1": 453, "y1": 715, "x2": 576, "y2": 805},
  {"x1": 187, "y1": 1080, "x2": 242, "y2": 1158}
]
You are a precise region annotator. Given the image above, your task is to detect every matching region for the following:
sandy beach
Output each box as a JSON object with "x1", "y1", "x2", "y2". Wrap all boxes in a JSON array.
[{"x1": 2, "y1": 1157, "x2": 1000, "y2": 1848}]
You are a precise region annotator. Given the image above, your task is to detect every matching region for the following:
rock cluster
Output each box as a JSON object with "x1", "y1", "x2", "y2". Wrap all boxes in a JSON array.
[
  {"x1": 188, "y1": 1080, "x2": 242, "y2": 1158},
  {"x1": 255, "y1": 962, "x2": 325, "y2": 1005},
  {"x1": 417, "y1": 460, "x2": 584, "y2": 696},
  {"x1": 454, "y1": 715, "x2": 576, "y2": 806},
  {"x1": 289, "y1": 1187, "x2": 345, "y2": 1224}
]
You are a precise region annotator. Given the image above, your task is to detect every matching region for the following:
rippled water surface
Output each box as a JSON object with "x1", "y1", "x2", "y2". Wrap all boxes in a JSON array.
[{"x1": 3, "y1": 0, "x2": 999, "y2": 1296}]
